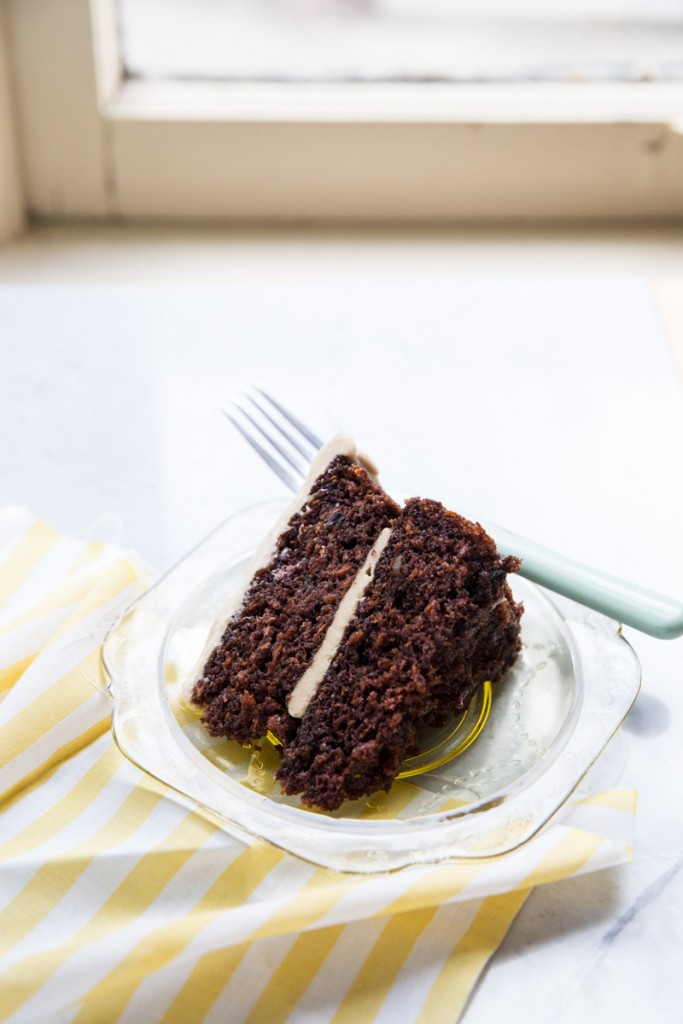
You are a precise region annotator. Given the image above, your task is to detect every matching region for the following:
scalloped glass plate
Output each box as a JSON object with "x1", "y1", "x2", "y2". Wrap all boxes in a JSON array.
[{"x1": 103, "y1": 500, "x2": 641, "y2": 873}]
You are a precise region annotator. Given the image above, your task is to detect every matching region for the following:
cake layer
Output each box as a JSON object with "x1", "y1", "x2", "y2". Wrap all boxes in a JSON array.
[
  {"x1": 276, "y1": 498, "x2": 523, "y2": 810},
  {"x1": 185, "y1": 432, "x2": 378, "y2": 697},
  {"x1": 287, "y1": 526, "x2": 393, "y2": 719},
  {"x1": 191, "y1": 453, "x2": 400, "y2": 744}
]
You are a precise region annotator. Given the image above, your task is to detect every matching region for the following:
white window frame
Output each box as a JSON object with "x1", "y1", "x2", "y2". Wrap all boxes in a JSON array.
[
  {"x1": 0, "y1": 1, "x2": 23, "y2": 241},
  {"x1": 4, "y1": 0, "x2": 683, "y2": 223}
]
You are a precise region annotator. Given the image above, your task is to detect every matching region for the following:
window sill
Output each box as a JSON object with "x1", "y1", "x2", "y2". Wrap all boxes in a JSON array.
[
  {"x1": 109, "y1": 79, "x2": 683, "y2": 126},
  {"x1": 7, "y1": 0, "x2": 683, "y2": 223}
]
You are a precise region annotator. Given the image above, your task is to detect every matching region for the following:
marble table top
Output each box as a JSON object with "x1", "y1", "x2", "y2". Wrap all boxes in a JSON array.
[{"x1": 1, "y1": 277, "x2": 682, "y2": 1022}]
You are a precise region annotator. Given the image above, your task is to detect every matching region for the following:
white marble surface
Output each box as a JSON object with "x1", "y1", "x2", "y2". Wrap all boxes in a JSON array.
[{"x1": 1, "y1": 278, "x2": 682, "y2": 1022}]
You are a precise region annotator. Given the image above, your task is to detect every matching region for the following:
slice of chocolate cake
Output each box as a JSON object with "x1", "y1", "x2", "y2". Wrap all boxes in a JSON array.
[
  {"x1": 190, "y1": 435, "x2": 400, "y2": 744},
  {"x1": 189, "y1": 433, "x2": 523, "y2": 812},
  {"x1": 276, "y1": 498, "x2": 522, "y2": 811}
]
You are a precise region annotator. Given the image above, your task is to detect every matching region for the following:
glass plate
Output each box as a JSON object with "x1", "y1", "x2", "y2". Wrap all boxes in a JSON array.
[{"x1": 103, "y1": 500, "x2": 641, "y2": 873}]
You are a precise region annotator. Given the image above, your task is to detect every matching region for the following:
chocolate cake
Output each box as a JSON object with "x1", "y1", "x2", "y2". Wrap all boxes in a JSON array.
[
  {"x1": 191, "y1": 436, "x2": 400, "y2": 744},
  {"x1": 277, "y1": 498, "x2": 522, "y2": 810},
  {"x1": 190, "y1": 435, "x2": 523, "y2": 810}
]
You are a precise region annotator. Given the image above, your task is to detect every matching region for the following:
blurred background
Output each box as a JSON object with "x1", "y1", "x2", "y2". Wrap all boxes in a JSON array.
[
  {"x1": 0, "y1": 0, "x2": 682, "y2": 561},
  {"x1": 120, "y1": 0, "x2": 683, "y2": 82},
  {"x1": 3, "y1": 0, "x2": 683, "y2": 227}
]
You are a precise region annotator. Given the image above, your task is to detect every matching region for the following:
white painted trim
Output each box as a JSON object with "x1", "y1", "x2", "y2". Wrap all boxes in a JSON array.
[
  {"x1": 108, "y1": 119, "x2": 683, "y2": 222},
  {"x1": 108, "y1": 79, "x2": 683, "y2": 126},
  {"x1": 6, "y1": 0, "x2": 112, "y2": 218},
  {"x1": 0, "y1": 1, "x2": 24, "y2": 241},
  {"x1": 89, "y1": 0, "x2": 123, "y2": 107},
  {"x1": 5, "y1": 0, "x2": 683, "y2": 222}
]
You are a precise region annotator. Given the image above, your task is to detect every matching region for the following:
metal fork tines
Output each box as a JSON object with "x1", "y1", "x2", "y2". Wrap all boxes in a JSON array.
[{"x1": 225, "y1": 388, "x2": 322, "y2": 493}]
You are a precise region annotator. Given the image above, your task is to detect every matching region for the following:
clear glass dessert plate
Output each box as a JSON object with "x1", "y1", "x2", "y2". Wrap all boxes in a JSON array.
[{"x1": 103, "y1": 500, "x2": 642, "y2": 874}]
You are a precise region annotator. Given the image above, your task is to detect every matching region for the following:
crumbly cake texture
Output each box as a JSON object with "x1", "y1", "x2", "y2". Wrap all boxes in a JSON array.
[
  {"x1": 191, "y1": 455, "x2": 400, "y2": 744},
  {"x1": 276, "y1": 498, "x2": 523, "y2": 811}
]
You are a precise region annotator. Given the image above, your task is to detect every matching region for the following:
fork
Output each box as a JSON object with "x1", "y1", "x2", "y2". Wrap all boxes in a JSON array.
[{"x1": 226, "y1": 389, "x2": 683, "y2": 640}]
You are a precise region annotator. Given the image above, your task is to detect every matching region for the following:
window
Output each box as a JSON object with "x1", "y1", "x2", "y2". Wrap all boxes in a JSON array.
[
  {"x1": 119, "y1": 0, "x2": 683, "y2": 84},
  {"x1": 5, "y1": 0, "x2": 683, "y2": 223}
]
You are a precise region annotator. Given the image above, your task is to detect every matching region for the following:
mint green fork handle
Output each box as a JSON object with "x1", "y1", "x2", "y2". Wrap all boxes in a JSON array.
[{"x1": 487, "y1": 523, "x2": 683, "y2": 640}]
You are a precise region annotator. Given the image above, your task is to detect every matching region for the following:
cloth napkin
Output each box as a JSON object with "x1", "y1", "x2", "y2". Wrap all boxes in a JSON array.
[{"x1": 0, "y1": 507, "x2": 636, "y2": 1024}]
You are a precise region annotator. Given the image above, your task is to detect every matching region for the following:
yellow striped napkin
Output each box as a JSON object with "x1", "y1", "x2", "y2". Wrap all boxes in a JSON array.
[{"x1": 0, "y1": 507, "x2": 636, "y2": 1024}]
